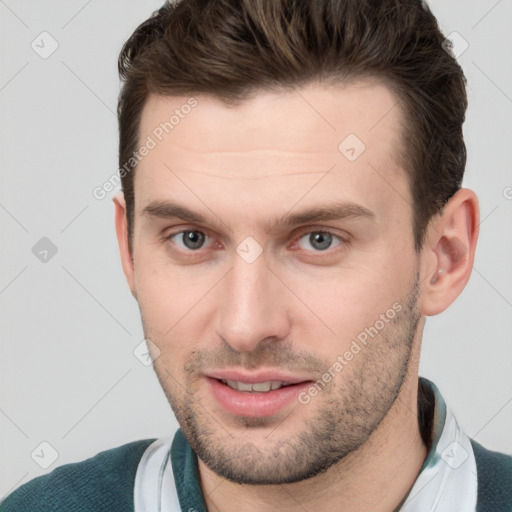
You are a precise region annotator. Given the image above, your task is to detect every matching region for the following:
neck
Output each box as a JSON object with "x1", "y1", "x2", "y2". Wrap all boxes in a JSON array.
[{"x1": 198, "y1": 338, "x2": 428, "y2": 512}]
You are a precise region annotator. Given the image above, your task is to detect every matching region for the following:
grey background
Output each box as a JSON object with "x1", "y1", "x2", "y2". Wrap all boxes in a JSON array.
[{"x1": 1, "y1": 0, "x2": 511, "y2": 499}]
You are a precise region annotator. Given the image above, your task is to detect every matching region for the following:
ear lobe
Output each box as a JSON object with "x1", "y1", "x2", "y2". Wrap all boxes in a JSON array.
[
  {"x1": 421, "y1": 188, "x2": 479, "y2": 316},
  {"x1": 113, "y1": 191, "x2": 137, "y2": 299}
]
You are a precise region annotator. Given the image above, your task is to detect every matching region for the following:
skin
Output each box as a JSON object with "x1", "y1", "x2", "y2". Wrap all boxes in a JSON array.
[{"x1": 114, "y1": 80, "x2": 479, "y2": 511}]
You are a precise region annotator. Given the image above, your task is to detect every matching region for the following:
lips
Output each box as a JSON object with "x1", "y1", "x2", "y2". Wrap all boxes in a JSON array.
[{"x1": 205, "y1": 369, "x2": 313, "y2": 418}]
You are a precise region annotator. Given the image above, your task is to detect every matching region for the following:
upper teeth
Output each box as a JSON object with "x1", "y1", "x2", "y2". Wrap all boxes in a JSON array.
[{"x1": 222, "y1": 380, "x2": 289, "y2": 392}]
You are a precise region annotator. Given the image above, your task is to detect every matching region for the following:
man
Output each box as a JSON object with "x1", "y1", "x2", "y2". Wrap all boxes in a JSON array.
[{"x1": 2, "y1": 0, "x2": 511, "y2": 511}]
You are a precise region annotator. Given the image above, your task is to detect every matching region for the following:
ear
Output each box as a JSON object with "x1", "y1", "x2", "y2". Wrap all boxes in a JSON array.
[
  {"x1": 420, "y1": 188, "x2": 479, "y2": 316},
  {"x1": 113, "y1": 191, "x2": 136, "y2": 299}
]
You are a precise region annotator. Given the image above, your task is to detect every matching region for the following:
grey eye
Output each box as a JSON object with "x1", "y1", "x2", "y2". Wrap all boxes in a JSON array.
[
  {"x1": 297, "y1": 231, "x2": 341, "y2": 251},
  {"x1": 176, "y1": 230, "x2": 206, "y2": 250}
]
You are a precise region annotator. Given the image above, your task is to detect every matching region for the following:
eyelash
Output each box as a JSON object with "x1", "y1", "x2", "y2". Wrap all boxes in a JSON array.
[{"x1": 161, "y1": 227, "x2": 347, "y2": 256}]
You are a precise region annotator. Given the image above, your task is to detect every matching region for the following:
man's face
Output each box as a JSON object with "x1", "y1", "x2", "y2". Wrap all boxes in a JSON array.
[{"x1": 127, "y1": 80, "x2": 424, "y2": 484}]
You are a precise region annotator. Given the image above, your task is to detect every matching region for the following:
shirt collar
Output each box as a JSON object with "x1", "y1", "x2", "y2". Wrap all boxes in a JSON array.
[{"x1": 397, "y1": 376, "x2": 477, "y2": 511}]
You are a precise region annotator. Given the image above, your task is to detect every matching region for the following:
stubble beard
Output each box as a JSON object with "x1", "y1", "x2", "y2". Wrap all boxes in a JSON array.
[{"x1": 149, "y1": 278, "x2": 421, "y2": 485}]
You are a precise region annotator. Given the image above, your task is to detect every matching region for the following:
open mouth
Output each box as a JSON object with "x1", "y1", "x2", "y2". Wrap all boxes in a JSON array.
[
  {"x1": 207, "y1": 376, "x2": 313, "y2": 417},
  {"x1": 218, "y1": 379, "x2": 298, "y2": 393}
]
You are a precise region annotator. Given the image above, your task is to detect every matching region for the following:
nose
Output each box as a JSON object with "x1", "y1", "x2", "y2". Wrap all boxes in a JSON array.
[{"x1": 214, "y1": 249, "x2": 291, "y2": 353}]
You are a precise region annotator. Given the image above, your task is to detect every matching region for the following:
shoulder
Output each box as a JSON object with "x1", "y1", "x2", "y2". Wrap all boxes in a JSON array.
[
  {"x1": 1, "y1": 439, "x2": 155, "y2": 512},
  {"x1": 471, "y1": 438, "x2": 512, "y2": 512}
]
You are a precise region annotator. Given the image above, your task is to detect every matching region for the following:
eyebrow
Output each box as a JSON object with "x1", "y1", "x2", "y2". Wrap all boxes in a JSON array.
[
  {"x1": 142, "y1": 201, "x2": 227, "y2": 232},
  {"x1": 270, "y1": 203, "x2": 375, "y2": 229},
  {"x1": 143, "y1": 201, "x2": 216, "y2": 225},
  {"x1": 142, "y1": 200, "x2": 375, "y2": 231}
]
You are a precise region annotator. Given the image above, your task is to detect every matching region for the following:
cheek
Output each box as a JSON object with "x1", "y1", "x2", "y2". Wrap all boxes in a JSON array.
[
  {"x1": 133, "y1": 259, "x2": 216, "y2": 352},
  {"x1": 290, "y1": 259, "x2": 414, "y2": 353}
]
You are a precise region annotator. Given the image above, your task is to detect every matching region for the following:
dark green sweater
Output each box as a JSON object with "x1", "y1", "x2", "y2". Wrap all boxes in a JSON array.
[
  {"x1": 1, "y1": 439, "x2": 153, "y2": 512},
  {"x1": 2, "y1": 433, "x2": 512, "y2": 511}
]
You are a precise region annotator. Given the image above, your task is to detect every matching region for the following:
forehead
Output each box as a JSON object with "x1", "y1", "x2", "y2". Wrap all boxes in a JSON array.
[{"x1": 134, "y1": 80, "x2": 410, "y2": 228}]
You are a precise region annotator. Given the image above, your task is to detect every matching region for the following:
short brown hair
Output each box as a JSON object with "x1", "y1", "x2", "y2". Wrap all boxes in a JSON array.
[{"x1": 118, "y1": 0, "x2": 467, "y2": 252}]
